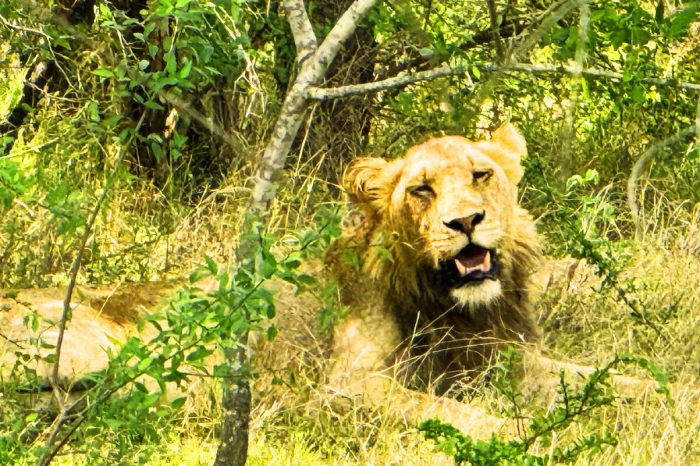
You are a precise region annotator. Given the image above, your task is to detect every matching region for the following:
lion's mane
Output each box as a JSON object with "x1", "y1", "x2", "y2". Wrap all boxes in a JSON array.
[{"x1": 330, "y1": 129, "x2": 542, "y2": 394}]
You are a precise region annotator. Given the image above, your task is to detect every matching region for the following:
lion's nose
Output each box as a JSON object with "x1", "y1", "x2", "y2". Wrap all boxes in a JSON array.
[{"x1": 444, "y1": 212, "x2": 485, "y2": 234}]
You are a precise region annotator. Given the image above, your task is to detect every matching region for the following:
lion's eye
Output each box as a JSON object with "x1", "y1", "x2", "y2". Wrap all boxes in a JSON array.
[
  {"x1": 409, "y1": 184, "x2": 435, "y2": 198},
  {"x1": 473, "y1": 169, "x2": 493, "y2": 183}
]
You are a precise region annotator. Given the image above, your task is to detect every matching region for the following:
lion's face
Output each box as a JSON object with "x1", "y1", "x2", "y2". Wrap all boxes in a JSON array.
[{"x1": 344, "y1": 124, "x2": 530, "y2": 307}]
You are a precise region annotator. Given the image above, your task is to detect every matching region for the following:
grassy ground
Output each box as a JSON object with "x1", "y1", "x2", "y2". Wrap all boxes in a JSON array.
[{"x1": 33, "y1": 201, "x2": 694, "y2": 466}]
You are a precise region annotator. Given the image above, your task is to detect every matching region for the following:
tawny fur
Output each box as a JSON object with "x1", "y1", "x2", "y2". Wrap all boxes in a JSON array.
[{"x1": 329, "y1": 124, "x2": 541, "y2": 395}]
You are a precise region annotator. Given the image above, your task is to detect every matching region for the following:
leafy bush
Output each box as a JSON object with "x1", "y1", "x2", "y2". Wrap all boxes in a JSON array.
[{"x1": 420, "y1": 352, "x2": 669, "y2": 465}]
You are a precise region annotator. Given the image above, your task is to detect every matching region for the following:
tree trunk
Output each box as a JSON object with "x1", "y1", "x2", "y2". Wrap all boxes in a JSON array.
[
  {"x1": 214, "y1": 344, "x2": 251, "y2": 466},
  {"x1": 214, "y1": 2, "x2": 379, "y2": 464}
]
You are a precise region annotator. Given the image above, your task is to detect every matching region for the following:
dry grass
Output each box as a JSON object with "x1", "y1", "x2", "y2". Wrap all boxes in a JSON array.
[
  {"x1": 128, "y1": 204, "x2": 699, "y2": 465},
  {"x1": 3, "y1": 170, "x2": 698, "y2": 464}
]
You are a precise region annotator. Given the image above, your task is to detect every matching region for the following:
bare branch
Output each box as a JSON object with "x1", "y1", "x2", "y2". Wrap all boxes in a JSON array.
[
  {"x1": 306, "y1": 62, "x2": 700, "y2": 100},
  {"x1": 307, "y1": 0, "x2": 378, "y2": 84},
  {"x1": 282, "y1": 0, "x2": 317, "y2": 64},
  {"x1": 0, "y1": 330, "x2": 25, "y2": 349},
  {"x1": 627, "y1": 125, "x2": 697, "y2": 240},
  {"x1": 514, "y1": 0, "x2": 584, "y2": 60},
  {"x1": 498, "y1": 62, "x2": 700, "y2": 91},
  {"x1": 249, "y1": 0, "x2": 378, "y2": 211},
  {"x1": 307, "y1": 63, "x2": 461, "y2": 99},
  {"x1": 378, "y1": 20, "x2": 527, "y2": 79}
]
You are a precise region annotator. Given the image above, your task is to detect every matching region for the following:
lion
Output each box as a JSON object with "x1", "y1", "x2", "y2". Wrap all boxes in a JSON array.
[
  {"x1": 314, "y1": 123, "x2": 542, "y2": 433},
  {"x1": 0, "y1": 124, "x2": 663, "y2": 439}
]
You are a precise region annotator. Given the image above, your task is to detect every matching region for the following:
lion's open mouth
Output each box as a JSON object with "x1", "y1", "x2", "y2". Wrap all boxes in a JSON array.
[{"x1": 438, "y1": 244, "x2": 498, "y2": 287}]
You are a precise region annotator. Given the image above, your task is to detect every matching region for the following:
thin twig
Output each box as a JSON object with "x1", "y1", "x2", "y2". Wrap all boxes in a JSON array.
[
  {"x1": 499, "y1": 62, "x2": 700, "y2": 91},
  {"x1": 0, "y1": 13, "x2": 52, "y2": 40},
  {"x1": 39, "y1": 108, "x2": 150, "y2": 466},
  {"x1": 423, "y1": 0, "x2": 433, "y2": 30},
  {"x1": 486, "y1": 0, "x2": 506, "y2": 61},
  {"x1": 0, "y1": 330, "x2": 26, "y2": 349},
  {"x1": 306, "y1": 62, "x2": 700, "y2": 100}
]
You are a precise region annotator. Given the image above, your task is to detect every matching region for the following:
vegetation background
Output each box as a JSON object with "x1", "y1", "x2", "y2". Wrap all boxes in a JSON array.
[{"x1": 0, "y1": 0, "x2": 698, "y2": 464}]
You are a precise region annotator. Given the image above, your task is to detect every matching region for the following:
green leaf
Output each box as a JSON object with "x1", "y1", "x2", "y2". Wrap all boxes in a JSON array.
[
  {"x1": 189, "y1": 267, "x2": 209, "y2": 283},
  {"x1": 171, "y1": 396, "x2": 187, "y2": 410},
  {"x1": 151, "y1": 142, "x2": 165, "y2": 161},
  {"x1": 298, "y1": 273, "x2": 317, "y2": 284},
  {"x1": 266, "y1": 325, "x2": 278, "y2": 340},
  {"x1": 179, "y1": 58, "x2": 192, "y2": 79},
  {"x1": 629, "y1": 85, "x2": 645, "y2": 104},
  {"x1": 580, "y1": 76, "x2": 590, "y2": 100},
  {"x1": 186, "y1": 347, "x2": 213, "y2": 362},
  {"x1": 88, "y1": 100, "x2": 100, "y2": 121},
  {"x1": 148, "y1": 44, "x2": 159, "y2": 59},
  {"x1": 137, "y1": 357, "x2": 153, "y2": 371},
  {"x1": 667, "y1": 7, "x2": 697, "y2": 39},
  {"x1": 93, "y1": 68, "x2": 114, "y2": 78},
  {"x1": 418, "y1": 47, "x2": 433, "y2": 58},
  {"x1": 134, "y1": 382, "x2": 148, "y2": 393},
  {"x1": 376, "y1": 247, "x2": 394, "y2": 263},
  {"x1": 144, "y1": 100, "x2": 165, "y2": 111},
  {"x1": 257, "y1": 248, "x2": 277, "y2": 278},
  {"x1": 205, "y1": 255, "x2": 218, "y2": 274},
  {"x1": 165, "y1": 52, "x2": 177, "y2": 76},
  {"x1": 154, "y1": 76, "x2": 179, "y2": 91},
  {"x1": 264, "y1": 301, "x2": 276, "y2": 319}
]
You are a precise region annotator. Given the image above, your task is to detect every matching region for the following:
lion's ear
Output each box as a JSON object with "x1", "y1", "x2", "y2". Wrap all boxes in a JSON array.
[
  {"x1": 485, "y1": 123, "x2": 527, "y2": 184},
  {"x1": 343, "y1": 157, "x2": 393, "y2": 209}
]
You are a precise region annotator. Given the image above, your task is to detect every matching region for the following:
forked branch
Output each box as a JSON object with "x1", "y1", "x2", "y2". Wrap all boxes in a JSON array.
[{"x1": 249, "y1": 0, "x2": 378, "y2": 212}]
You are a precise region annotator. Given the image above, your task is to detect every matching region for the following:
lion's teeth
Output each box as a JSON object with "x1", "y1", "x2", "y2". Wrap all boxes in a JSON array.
[
  {"x1": 455, "y1": 258, "x2": 468, "y2": 276},
  {"x1": 481, "y1": 251, "x2": 491, "y2": 272}
]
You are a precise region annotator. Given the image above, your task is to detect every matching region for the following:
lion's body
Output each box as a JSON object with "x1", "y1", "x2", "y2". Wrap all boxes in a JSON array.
[
  {"x1": 1, "y1": 124, "x2": 552, "y2": 437},
  {"x1": 324, "y1": 124, "x2": 543, "y2": 405},
  {"x1": 330, "y1": 204, "x2": 540, "y2": 394}
]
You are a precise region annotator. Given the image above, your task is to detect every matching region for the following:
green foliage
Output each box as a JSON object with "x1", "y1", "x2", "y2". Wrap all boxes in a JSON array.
[
  {"x1": 0, "y1": 158, "x2": 29, "y2": 209},
  {"x1": 420, "y1": 419, "x2": 547, "y2": 465},
  {"x1": 1, "y1": 0, "x2": 698, "y2": 463},
  {"x1": 420, "y1": 352, "x2": 669, "y2": 465},
  {"x1": 541, "y1": 168, "x2": 628, "y2": 283},
  {"x1": 0, "y1": 211, "x2": 342, "y2": 463}
]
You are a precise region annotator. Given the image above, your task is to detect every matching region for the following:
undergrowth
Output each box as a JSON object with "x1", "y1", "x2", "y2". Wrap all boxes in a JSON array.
[
  {"x1": 1, "y1": 0, "x2": 698, "y2": 464},
  {"x1": 419, "y1": 351, "x2": 668, "y2": 465}
]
